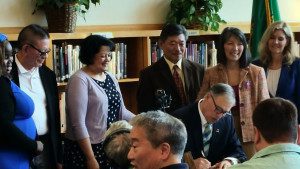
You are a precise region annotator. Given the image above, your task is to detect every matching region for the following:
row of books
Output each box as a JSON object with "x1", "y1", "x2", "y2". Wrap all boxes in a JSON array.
[
  {"x1": 53, "y1": 43, "x2": 81, "y2": 82},
  {"x1": 52, "y1": 42, "x2": 128, "y2": 82},
  {"x1": 150, "y1": 41, "x2": 217, "y2": 68}
]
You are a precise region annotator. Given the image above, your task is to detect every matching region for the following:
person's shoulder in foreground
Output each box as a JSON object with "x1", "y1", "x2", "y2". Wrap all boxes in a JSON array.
[{"x1": 230, "y1": 97, "x2": 300, "y2": 169}]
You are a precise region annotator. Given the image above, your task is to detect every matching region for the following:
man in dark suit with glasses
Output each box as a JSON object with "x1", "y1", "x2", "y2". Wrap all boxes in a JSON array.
[{"x1": 173, "y1": 83, "x2": 246, "y2": 169}]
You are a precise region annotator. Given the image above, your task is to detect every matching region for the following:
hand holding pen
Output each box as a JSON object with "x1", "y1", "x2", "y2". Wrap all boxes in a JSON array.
[{"x1": 193, "y1": 151, "x2": 211, "y2": 169}]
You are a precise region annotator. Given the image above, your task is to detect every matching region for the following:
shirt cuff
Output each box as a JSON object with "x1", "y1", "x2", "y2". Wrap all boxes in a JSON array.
[{"x1": 224, "y1": 157, "x2": 239, "y2": 165}]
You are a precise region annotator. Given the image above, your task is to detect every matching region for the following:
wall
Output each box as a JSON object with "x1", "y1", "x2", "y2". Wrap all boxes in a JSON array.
[{"x1": 0, "y1": 0, "x2": 299, "y2": 28}]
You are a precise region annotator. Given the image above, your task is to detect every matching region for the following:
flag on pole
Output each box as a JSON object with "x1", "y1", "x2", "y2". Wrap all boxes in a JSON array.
[{"x1": 250, "y1": 0, "x2": 281, "y2": 60}]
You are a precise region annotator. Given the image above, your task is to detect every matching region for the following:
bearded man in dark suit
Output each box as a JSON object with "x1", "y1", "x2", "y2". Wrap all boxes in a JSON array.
[{"x1": 137, "y1": 23, "x2": 204, "y2": 114}]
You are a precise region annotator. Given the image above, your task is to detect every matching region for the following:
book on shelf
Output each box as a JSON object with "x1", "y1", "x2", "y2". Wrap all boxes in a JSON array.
[
  {"x1": 59, "y1": 92, "x2": 66, "y2": 133},
  {"x1": 150, "y1": 42, "x2": 163, "y2": 64},
  {"x1": 52, "y1": 42, "x2": 82, "y2": 82},
  {"x1": 183, "y1": 40, "x2": 217, "y2": 68},
  {"x1": 108, "y1": 43, "x2": 127, "y2": 79},
  {"x1": 52, "y1": 44, "x2": 59, "y2": 80},
  {"x1": 59, "y1": 46, "x2": 66, "y2": 82},
  {"x1": 150, "y1": 40, "x2": 217, "y2": 69},
  {"x1": 123, "y1": 44, "x2": 127, "y2": 78}
]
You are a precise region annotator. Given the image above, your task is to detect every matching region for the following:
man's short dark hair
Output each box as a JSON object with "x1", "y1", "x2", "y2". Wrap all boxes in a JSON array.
[
  {"x1": 160, "y1": 23, "x2": 188, "y2": 42},
  {"x1": 253, "y1": 98, "x2": 298, "y2": 143},
  {"x1": 17, "y1": 24, "x2": 50, "y2": 48}
]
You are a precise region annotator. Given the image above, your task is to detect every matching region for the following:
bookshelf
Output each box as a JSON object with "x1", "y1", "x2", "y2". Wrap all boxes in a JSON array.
[{"x1": 3, "y1": 22, "x2": 300, "y2": 115}]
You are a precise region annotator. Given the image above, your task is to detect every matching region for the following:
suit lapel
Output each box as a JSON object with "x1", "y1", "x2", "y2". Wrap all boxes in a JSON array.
[
  {"x1": 39, "y1": 67, "x2": 47, "y2": 91},
  {"x1": 157, "y1": 58, "x2": 178, "y2": 94},
  {"x1": 239, "y1": 67, "x2": 252, "y2": 89},
  {"x1": 39, "y1": 67, "x2": 51, "y2": 107},
  {"x1": 276, "y1": 65, "x2": 288, "y2": 96},
  {"x1": 182, "y1": 59, "x2": 191, "y2": 102},
  {"x1": 217, "y1": 64, "x2": 229, "y2": 83},
  {"x1": 190, "y1": 103, "x2": 205, "y2": 157},
  {"x1": 207, "y1": 122, "x2": 221, "y2": 157}
]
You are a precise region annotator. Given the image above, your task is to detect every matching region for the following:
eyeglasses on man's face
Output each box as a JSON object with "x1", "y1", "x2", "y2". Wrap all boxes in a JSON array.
[
  {"x1": 27, "y1": 43, "x2": 51, "y2": 57},
  {"x1": 210, "y1": 93, "x2": 229, "y2": 115}
]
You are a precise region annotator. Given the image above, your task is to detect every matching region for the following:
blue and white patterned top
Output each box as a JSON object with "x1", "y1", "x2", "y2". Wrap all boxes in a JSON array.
[{"x1": 93, "y1": 73, "x2": 121, "y2": 129}]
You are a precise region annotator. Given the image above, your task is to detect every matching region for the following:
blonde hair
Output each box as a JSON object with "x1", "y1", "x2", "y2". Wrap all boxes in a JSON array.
[{"x1": 258, "y1": 21, "x2": 298, "y2": 65}]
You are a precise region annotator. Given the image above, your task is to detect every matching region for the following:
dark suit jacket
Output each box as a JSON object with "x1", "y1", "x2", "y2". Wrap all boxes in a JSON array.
[
  {"x1": 172, "y1": 102, "x2": 246, "y2": 165},
  {"x1": 137, "y1": 58, "x2": 204, "y2": 114},
  {"x1": 0, "y1": 76, "x2": 37, "y2": 155},
  {"x1": 11, "y1": 61, "x2": 62, "y2": 166},
  {"x1": 252, "y1": 58, "x2": 300, "y2": 123}
]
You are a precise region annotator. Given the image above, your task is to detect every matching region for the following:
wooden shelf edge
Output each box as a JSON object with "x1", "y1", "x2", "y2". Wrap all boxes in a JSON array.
[
  {"x1": 118, "y1": 78, "x2": 139, "y2": 83},
  {"x1": 4, "y1": 22, "x2": 300, "y2": 41},
  {"x1": 57, "y1": 77, "x2": 139, "y2": 92}
]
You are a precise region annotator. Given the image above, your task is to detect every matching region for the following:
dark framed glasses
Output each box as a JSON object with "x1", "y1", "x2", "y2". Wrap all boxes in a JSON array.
[
  {"x1": 27, "y1": 43, "x2": 51, "y2": 57},
  {"x1": 210, "y1": 92, "x2": 229, "y2": 115}
]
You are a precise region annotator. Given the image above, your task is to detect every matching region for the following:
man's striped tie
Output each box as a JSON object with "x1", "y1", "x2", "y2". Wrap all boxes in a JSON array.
[{"x1": 203, "y1": 123, "x2": 212, "y2": 156}]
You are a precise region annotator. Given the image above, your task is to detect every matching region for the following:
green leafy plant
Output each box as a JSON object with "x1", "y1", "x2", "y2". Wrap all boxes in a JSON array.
[
  {"x1": 166, "y1": 0, "x2": 226, "y2": 31},
  {"x1": 33, "y1": 0, "x2": 101, "y2": 17}
]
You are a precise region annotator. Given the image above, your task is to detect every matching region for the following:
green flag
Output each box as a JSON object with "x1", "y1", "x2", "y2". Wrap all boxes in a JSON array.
[{"x1": 250, "y1": 0, "x2": 281, "y2": 60}]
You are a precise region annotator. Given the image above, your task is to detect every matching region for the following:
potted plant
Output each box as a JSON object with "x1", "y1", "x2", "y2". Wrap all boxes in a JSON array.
[
  {"x1": 166, "y1": 0, "x2": 226, "y2": 32},
  {"x1": 33, "y1": 0, "x2": 101, "y2": 33}
]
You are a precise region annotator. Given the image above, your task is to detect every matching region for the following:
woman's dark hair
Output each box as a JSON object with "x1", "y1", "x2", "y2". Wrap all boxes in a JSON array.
[
  {"x1": 217, "y1": 27, "x2": 251, "y2": 68},
  {"x1": 79, "y1": 35, "x2": 115, "y2": 65}
]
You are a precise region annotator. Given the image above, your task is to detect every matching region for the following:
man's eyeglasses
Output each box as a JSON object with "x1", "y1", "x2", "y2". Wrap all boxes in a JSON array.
[
  {"x1": 210, "y1": 93, "x2": 229, "y2": 115},
  {"x1": 27, "y1": 43, "x2": 51, "y2": 57}
]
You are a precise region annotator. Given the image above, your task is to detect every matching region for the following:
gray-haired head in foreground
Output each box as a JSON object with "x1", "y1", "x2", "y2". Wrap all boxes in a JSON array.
[
  {"x1": 209, "y1": 83, "x2": 236, "y2": 106},
  {"x1": 103, "y1": 120, "x2": 132, "y2": 167},
  {"x1": 104, "y1": 120, "x2": 132, "y2": 138},
  {"x1": 130, "y1": 110, "x2": 187, "y2": 158}
]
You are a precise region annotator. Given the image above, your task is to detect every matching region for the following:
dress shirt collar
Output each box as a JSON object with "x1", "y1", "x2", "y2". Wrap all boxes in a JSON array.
[
  {"x1": 15, "y1": 55, "x2": 39, "y2": 75},
  {"x1": 198, "y1": 99, "x2": 208, "y2": 127},
  {"x1": 164, "y1": 56, "x2": 183, "y2": 72}
]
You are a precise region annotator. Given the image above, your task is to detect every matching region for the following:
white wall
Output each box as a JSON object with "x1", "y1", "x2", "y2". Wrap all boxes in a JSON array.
[
  {"x1": 0, "y1": 0, "x2": 299, "y2": 28},
  {"x1": 219, "y1": 0, "x2": 300, "y2": 22}
]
